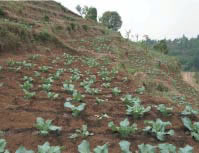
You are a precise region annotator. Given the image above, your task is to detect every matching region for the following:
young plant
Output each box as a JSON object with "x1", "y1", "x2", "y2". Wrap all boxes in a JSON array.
[
  {"x1": 63, "y1": 83, "x2": 75, "y2": 94},
  {"x1": 119, "y1": 140, "x2": 132, "y2": 153},
  {"x1": 69, "y1": 124, "x2": 94, "y2": 139},
  {"x1": 38, "y1": 142, "x2": 64, "y2": 153},
  {"x1": 16, "y1": 146, "x2": 34, "y2": 153},
  {"x1": 181, "y1": 105, "x2": 199, "y2": 116},
  {"x1": 101, "y1": 83, "x2": 110, "y2": 88},
  {"x1": 108, "y1": 118, "x2": 137, "y2": 137},
  {"x1": 96, "y1": 98, "x2": 105, "y2": 105},
  {"x1": 112, "y1": 87, "x2": 121, "y2": 96},
  {"x1": 21, "y1": 81, "x2": 33, "y2": 90},
  {"x1": 157, "y1": 104, "x2": 173, "y2": 116},
  {"x1": 121, "y1": 94, "x2": 141, "y2": 106},
  {"x1": 179, "y1": 145, "x2": 193, "y2": 153},
  {"x1": 39, "y1": 66, "x2": 51, "y2": 72},
  {"x1": 64, "y1": 102, "x2": 86, "y2": 117},
  {"x1": 72, "y1": 91, "x2": 85, "y2": 102},
  {"x1": 158, "y1": 143, "x2": 176, "y2": 153},
  {"x1": 23, "y1": 89, "x2": 36, "y2": 99},
  {"x1": 35, "y1": 117, "x2": 62, "y2": 136},
  {"x1": 138, "y1": 144, "x2": 156, "y2": 153},
  {"x1": 135, "y1": 86, "x2": 145, "y2": 95},
  {"x1": 126, "y1": 104, "x2": 151, "y2": 118},
  {"x1": 78, "y1": 140, "x2": 108, "y2": 153},
  {"x1": 47, "y1": 92, "x2": 59, "y2": 100},
  {"x1": 181, "y1": 117, "x2": 199, "y2": 141},
  {"x1": 41, "y1": 83, "x2": 52, "y2": 92},
  {"x1": 144, "y1": 119, "x2": 174, "y2": 141},
  {"x1": 0, "y1": 139, "x2": 9, "y2": 153}
]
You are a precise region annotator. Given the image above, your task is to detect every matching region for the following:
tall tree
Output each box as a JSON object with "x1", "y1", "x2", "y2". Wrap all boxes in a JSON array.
[{"x1": 99, "y1": 11, "x2": 122, "y2": 31}]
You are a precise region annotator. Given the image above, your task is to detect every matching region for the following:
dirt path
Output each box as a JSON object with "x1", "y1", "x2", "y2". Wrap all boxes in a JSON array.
[{"x1": 181, "y1": 72, "x2": 199, "y2": 90}]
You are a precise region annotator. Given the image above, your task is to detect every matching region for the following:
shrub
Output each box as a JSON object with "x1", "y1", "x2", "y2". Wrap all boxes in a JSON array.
[
  {"x1": 43, "y1": 15, "x2": 50, "y2": 22},
  {"x1": 0, "y1": 8, "x2": 5, "y2": 17},
  {"x1": 85, "y1": 7, "x2": 97, "y2": 21},
  {"x1": 99, "y1": 11, "x2": 122, "y2": 31},
  {"x1": 82, "y1": 25, "x2": 89, "y2": 31}
]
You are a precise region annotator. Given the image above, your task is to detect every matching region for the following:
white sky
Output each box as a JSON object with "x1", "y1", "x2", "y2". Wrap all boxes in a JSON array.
[{"x1": 56, "y1": 0, "x2": 199, "y2": 40}]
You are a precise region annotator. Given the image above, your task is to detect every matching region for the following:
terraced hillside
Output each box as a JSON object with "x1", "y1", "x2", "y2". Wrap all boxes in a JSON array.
[{"x1": 0, "y1": 1, "x2": 199, "y2": 153}]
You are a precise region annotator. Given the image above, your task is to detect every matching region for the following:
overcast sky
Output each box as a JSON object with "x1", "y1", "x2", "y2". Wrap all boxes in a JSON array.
[{"x1": 56, "y1": 0, "x2": 199, "y2": 40}]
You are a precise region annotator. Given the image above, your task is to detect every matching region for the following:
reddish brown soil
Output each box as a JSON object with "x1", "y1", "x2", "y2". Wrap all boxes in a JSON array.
[{"x1": 0, "y1": 50, "x2": 199, "y2": 153}]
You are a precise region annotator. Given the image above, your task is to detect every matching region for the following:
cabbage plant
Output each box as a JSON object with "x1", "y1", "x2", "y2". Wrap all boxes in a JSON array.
[{"x1": 64, "y1": 102, "x2": 86, "y2": 117}]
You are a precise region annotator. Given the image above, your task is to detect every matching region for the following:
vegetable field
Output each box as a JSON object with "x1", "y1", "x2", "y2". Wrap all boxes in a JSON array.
[{"x1": 0, "y1": 51, "x2": 199, "y2": 153}]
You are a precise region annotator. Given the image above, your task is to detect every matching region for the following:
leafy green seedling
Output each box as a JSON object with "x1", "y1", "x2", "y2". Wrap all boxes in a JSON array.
[
  {"x1": 63, "y1": 83, "x2": 75, "y2": 94},
  {"x1": 23, "y1": 89, "x2": 36, "y2": 99},
  {"x1": 38, "y1": 142, "x2": 64, "y2": 153},
  {"x1": 108, "y1": 118, "x2": 137, "y2": 137},
  {"x1": 0, "y1": 139, "x2": 9, "y2": 153},
  {"x1": 181, "y1": 117, "x2": 199, "y2": 141},
  {"x1": 69, "y1": 124, "x2": 94, "y2": 139},
  {"x1": 119, "y1": 140, "x2": 132, "y2": 153},
  {"x1": 179, "y1": 145, "x2": 193, "y2": 153},
  {"x1": 126, "y1": 104, "x2": 151, "y2": 118},
  {"x1": 72, "y1": 91, "x2": 85, "y2": 102},
  {"x1": 144, "y1": 119, "x2": 174, "y2": 141},
  {"x1": 135, "y1": 86, "x2": 145, "y2": 94},
  {"x1": 158, "y1": 143, "x2": 176, "y2": 153},
  {"x1": 112, "y1": 87, "x2": 121, "y2": 96},
  {"x1": 157, "y1": 104, "x2": 173, "y2": 116},
  {"x1": 121, "y1": 94, "x2": 141, "y2": 106},
  {"x1": 138, "y1": 144, "x2": 156, "y2": 153},
  {"x1": 181, "y1": 105, "x2": 198, "y2": 116},
  {"x1": 16, "y1": 146, "x2": 34, "y2": 153},
  {"x1": 64, "y1": 102, "x2": 86, "y2": 117},
  {"x1": 35, "y1": 117, "x2": 62, "y2": 136},
  {"x1": 78, "y1": 140, "x2": 108, "y2": 153},
  {"x1": 47, "y1": 92, "x2": 59, "y2": 100},
  {"x1": 101, "y1": 83, "x2": 110, "y2": 88}
]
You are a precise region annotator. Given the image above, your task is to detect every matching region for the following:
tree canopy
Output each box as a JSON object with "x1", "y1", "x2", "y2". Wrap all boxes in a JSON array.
[{"x1": 100, "y1": 11, "x2": 122, "y2": 31}]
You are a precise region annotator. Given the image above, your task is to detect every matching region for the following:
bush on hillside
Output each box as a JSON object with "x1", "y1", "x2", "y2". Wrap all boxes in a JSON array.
[
  {"x1": 153, "y1": 40, "x2": 169, "y2": 54},
  {"x1": 85, "y1": 7, "x2": 97, "y2": 21},
  {"x1": 99, "y1": 11, "x2": 122, "y2": 31}
]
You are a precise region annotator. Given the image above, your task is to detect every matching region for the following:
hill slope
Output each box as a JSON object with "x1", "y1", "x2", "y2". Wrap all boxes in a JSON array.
[{"x1": 0, "y1": 1, "x2": 199, "y2": 152}]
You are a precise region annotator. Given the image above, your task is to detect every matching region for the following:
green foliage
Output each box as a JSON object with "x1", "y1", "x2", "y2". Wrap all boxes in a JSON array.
[
  {"x1": 144, "y1": 119, "x2": 174, "y2": 141},
  {"x1": 78, "y1": 140, "x2": 108, "y2": 153},
  {"x1": 99, "y1": 11, "x2": 122, "y2": 31},
  {"x1": 35, "y1": 117, "x2": 61, "y2": 136},
  {"x1": 0, "y1": 8, "x2": 5, "y2": 17},
  {"x1": 0, "y1": 139, "x2": 7, "y2": 153},
  {"x1": 178, "y1": 145, "x2": 193, "y2": 153},
  {"x1": 119, "y1": 141, "x2": 132, "y2": 153},
  {"x1": 64, "y1": 102, "x2": 86, "y2": 117},
  {"x1": 82, "y1": 25, "x2": 89, "y2": 31},
  {"x1": 63, "y1": 83, "x2": 75, "y2": 94},
  {"x1": 121, "y1": 94, "x2": 141, "y2": 106},
  {"x1": 78, "y1": 140, "x2": 90, "y2": 153},
  {"x1": 157, "y1": 104, "x2": 173, "y2": 116},
  {"x1": 181, "y1": 105, "x2": 199, "y2": 116},
  {"x1": 16, "y1": 146, "x2": 34, "y2": 153},
  {"x1": 126, "y1": 104, "x2": 151, "y2": 118},
  {"x1": 153, "y1": 40, "x2": 168, "y2": 54},
  {"x1": 85, "y1": 7, "x2": 97, "y2": 21},
  {"x1": 181, "y1": 117, "x2": 199, "y2": 141},
  {"x1": 72, "y1": 91, "x2": 85, "y2": 102},
  {"x1": 112, "y1": 87, "x2": 121, "y2": 96},
  {"x1": 138, "y1": 144, "x2": 156, "y2": 153},
  {"x1": 23, "y1": 89, "x2": 36, "y2": 99},
  {"x1": 108, "y1": 118, "x2": 137, "y2": 137},
  {"x1": 69, "y1": 124, "x2": 94, "y2": 139},
  {"x1": 38, "y1": 142, "x2": 64, "y2": 153},
  {"x1": 158, "y1": 143, "x2": 176, "y2": 153},
  {"x1": 43, "y1": 15, "x2": 49, "y2": 22}
]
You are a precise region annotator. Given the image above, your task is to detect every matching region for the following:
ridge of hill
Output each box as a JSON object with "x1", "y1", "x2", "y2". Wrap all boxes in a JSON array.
[{"x1": 0, "y1": 1, "x2": 199, "y2": 152}]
